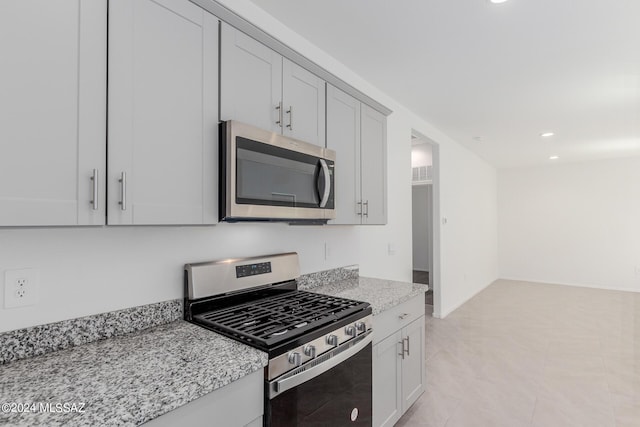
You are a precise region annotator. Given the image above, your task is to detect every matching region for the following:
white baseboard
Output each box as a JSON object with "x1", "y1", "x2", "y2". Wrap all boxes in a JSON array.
[
  {"x1": 499, "y1": 276, "x2": 640, "y2": 294},
  {"x1": 438, "y1": 279, "x2": 497, "y2": 319}
]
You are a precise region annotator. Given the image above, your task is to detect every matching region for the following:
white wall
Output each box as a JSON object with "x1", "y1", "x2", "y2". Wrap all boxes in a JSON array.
[
  {"x1": 412, "y1": 185, "x2": 430, "y2": 271},
  {"x1": 0, "y1": 224, "x2": 360, "y2": 332},
  {"x1": 437, "y1": 139, "x2": 499, "y2": 317},
  {"x1": 498, "y1": 156, "x2": 640, "y2": 292},
  {"x1": 0, "y1": 0, "x2": 499, "y2": 331},
  {"x1": 411, "y1": 143, "x2": 433, "y2": 168}
]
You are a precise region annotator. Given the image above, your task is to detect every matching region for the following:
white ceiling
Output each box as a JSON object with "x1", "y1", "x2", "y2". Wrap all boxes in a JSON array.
[{"x1": 249, "y1": 0, "x2": 640, "y2": 168}]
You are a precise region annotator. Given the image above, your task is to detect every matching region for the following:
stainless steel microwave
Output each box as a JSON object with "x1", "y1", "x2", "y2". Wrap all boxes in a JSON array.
[{"x1": 220, "y1": 121, "x2": 336, "y2": 222}]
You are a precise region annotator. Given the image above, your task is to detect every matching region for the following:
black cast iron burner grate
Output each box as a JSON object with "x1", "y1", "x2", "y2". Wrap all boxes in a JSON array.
[{"x1": 193, "y1": 290, "x2": 368, "y2": 348}]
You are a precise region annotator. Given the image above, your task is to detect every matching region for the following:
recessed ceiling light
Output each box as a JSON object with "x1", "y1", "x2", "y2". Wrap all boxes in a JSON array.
[
  {"x1": 549, "y1": 155, "x2": 559, "y2": 160},
  {"x1": 540, "y1": 132, "x2": 555, "y2": 137},
  {"x1": 489, "y1": 0, "x2": 509, "y2": 3}
]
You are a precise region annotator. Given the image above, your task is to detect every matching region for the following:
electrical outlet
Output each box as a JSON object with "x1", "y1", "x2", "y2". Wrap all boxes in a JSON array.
[{"x1": 4, "y1": 268, "x2": 39, "y2": 309}]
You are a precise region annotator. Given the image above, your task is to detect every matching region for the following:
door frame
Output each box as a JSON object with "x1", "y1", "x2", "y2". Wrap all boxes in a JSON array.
[{"x1": 410, "y1": 130, "x2": 441, "y2": 318}]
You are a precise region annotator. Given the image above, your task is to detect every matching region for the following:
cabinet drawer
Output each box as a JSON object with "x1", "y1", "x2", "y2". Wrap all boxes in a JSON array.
[{"x1": 373, "y1": 294, "x2": 424, "y2": 344}]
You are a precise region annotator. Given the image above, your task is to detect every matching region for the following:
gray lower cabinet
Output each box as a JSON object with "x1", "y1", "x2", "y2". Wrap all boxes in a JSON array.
[
  {"x1": 327, "y1": 85, "x2": 387, "y2": 225},
  {"x1": 0, "y1": 0, "x2": 107, "y2": 226},
  {"x1": 108, "y1": 0, "x2": 219, "y2": 225},
  {"x1": 220, "y1": 23, "x2": 326, "y2": 147},
  {"x1": 373, "y1": 330, "x2": 403, "y2": 427},
  {"x1": 373, "y1": 295, "x2": 426, "y2": 427},
  {"x1": 144, "y1": 369, "x2": 263, "y2": 426}
]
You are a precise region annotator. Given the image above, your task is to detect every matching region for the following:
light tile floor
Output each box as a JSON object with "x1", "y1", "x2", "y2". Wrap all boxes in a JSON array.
[{"x1": 396, "y1": 279, "x2": 640, "y2": 427}]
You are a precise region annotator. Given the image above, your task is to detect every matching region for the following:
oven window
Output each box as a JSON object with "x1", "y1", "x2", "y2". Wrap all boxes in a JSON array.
[
  {"x1": 267, "y1": 343, "x2": 372, "y2": 427},
  {"x1": 236, "y1": 137, "x2": 326, "y2": 208}
]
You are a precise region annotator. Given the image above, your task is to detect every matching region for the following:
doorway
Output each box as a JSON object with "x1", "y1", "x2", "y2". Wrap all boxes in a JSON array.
[{"x1": 410, "y1": 131, "x2": 438, "y2": 316}]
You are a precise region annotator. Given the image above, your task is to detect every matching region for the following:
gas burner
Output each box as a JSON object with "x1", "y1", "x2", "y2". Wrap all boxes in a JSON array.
[{"x1": 192, "y1": 290, "x2": 368, "y2": 350}]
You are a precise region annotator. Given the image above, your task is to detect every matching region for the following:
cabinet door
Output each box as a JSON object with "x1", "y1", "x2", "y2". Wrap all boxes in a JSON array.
[
  {"x1": 360, "y1": 105, "x2": 387, "y2": 225},
  {"x1": 401, "y1": 316, "x2": 426, "y2": 412},
  {"x1": 0, "y1": 0, "x2": 106, "y2": 226},
  {"x1": 373, "y1": 330, "x2": 402, "y2": 427},
  {"x1": 282, "y1": 59, "x2": 326, "y2": 146},
  {"x1": 220, "y1": 23, "x2": 282, "y2": 134},
  {"x1": 326, "y1": 85, "x2": 361, "y2": 224},
  {"x1": 108, "y1": 0, "x2": 218, "y2": 225}
]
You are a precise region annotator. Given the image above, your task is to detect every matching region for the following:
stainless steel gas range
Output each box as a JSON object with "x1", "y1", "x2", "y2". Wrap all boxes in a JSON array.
[{"x1": 183, "y1": 252, "x2": 372, "y2": 426}]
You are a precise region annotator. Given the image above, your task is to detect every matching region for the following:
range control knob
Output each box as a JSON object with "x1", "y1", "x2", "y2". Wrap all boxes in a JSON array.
[
  {"x1": 303, "y1": 344, "x2": 316, "y2": 358},
  {"x1": 288, "y1": 352, "x2": 302, "y2": 366},
  {"x1": 355, "y1": 321, "x2": 367, "y2": 333},
  {"x1": 326, "y1": 334, "x2": 338, "y2": 346},
  {"x1": 345, "y1": 325, "x2": 356, "y2": 337}
]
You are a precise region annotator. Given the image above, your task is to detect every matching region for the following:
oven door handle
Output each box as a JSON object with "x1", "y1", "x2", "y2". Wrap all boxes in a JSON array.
[
  {"x1": 269, "y1": 330, "x2": 372, "y2": 399},
  {"x1": 317, "y1": 159, "x2": 331, "y2": 208}
]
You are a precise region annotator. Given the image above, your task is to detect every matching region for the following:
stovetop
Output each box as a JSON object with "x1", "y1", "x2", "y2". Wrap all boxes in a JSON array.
[
  {"x1": 183, "y1": 253, "x2": 371, "y2": 357},
  {"x1": 191, "y1": 289, "x2": 370, "y2": 351}
]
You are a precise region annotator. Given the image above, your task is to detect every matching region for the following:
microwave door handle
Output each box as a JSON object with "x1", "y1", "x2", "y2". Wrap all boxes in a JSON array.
[{"x1": 318, "y1": 159, "x2": 331, "y2": 208}]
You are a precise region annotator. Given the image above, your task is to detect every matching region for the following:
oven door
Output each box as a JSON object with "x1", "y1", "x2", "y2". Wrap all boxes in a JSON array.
[
  {"x1": 222, "y1": 120, "x2": 335, "y2": 221},
  {"x1": 266, "y1": 332, "x2": 372, "y2": 427}
]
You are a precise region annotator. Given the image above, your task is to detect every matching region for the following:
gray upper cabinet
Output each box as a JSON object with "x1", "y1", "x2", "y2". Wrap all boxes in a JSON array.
[
  {"x1": 108, "y1": 0, "x2": 219, "y2": 225},
  {"x1": 360, "y1": 104, "x2": 387, "y2": 225},
  {"x1": 221, "y1": 23, "x2": 326, "y2": 147},
  {"x1": 0, "y1": 0, "x2": 107, "y2": 226},
  {"x1": 220, "y1": 22, "x2": 282, "y2": 134},
  {"x1": 326, "y1": 85, "x2": 361, "y2": 224},
  {"x1": 281, "y1": 59, "x2": 326, "y2": 145},
  {"x1": 327, "y1": 85, "x2": 387, "y2": 225}
]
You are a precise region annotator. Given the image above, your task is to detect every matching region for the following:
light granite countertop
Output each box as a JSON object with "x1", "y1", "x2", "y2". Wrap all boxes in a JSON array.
[
  {"x1": 0, "y1": 320, "x2": 268, "y2": 427},
  {"x1": 0, "y1": 269, "x2": 425, "y2": 427},
  {"x1": 307, "y1": 276, "x2": 429, "y2": 315}
]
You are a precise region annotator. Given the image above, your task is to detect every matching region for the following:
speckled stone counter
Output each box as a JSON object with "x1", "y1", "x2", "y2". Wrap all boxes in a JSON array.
[
  {"x1": 305, "y1": 276, "x2": 429, "y2": 315},
  {"x1": 297, "y1": 265, "x2": 359, "y2": 290},
  {"x1": 0, "y1": 320, "x2": 268, "y2": 427},
  {"x1": 0, "y1": 299, "x2": 183, "y2": 365}
]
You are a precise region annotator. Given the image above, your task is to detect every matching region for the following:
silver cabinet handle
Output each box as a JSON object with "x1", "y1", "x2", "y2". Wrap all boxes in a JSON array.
[
  {"x1": 118, "y1": 172, "x2": 127, "y2": 211},
  {"x1": 405, "y1": 337, "x2": 410, "y2": 356},
  {"x1": 90, "y1": 169, "x2": 99, "y2": 210},
  {"x1": 357, "y1": 201, "x2": 363, "y2": 216},
  {"x1": 363, "y1": 200, "x2": 369, "y2": 217},
  {"x1": 286, "y1": 105, "x2": 293, "y2": 130},
  {"x1": 275, "y1": 102, "x2": 283, "y2": 128},
  {"x1": 398, "y1": 340, "x2": 405, "y2": 359}
]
